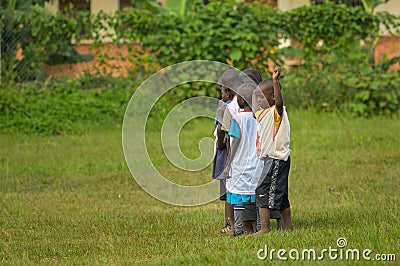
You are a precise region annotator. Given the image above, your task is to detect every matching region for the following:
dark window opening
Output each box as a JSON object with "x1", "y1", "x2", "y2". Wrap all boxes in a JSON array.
[
  {"x1": 311, "y1": 0, "x2": 363, "y2": 8},
  {"x1": 59, "y1": 0, "x2": 90, "y2": 14},
  {"x1": 119, "y1": 0, "x2": 135, "y2": 10}
]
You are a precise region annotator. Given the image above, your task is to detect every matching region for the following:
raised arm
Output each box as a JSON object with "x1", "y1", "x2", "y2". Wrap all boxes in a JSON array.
[{"x1": 273, "y1": 67, "x2": 283, "y2": 116}]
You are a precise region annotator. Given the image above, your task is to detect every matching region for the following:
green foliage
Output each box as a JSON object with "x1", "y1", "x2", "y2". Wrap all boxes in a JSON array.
[
  {"x1": 346, "y1": 68, "x2": 400, "y2": 116},
  {"x1": 0, "y1": 76, "x2": 137, "y2": 135},
  {"x1": 99, "y1": 0, "x2": 283, "y2": 70},
  {"x1": 0, "y1": 5, "x2": 92, "y2": 82},
  {"x1": 284, "y1": 53, "x2": 400, "y2": 117},
  {"x1": 283, "y1": 2, "x2": 375, "y2": 61},
  {"x1": 281, "y1": 1, "x2": 400, "y2": 116},
  {"x1": 88, "y1": 0, "x2": 284, "y2": 106},
  {"x1": 361, "y1": 0, "x2": 390, "y2": 13},
  {"x1": 1, "y1": 0, "x2": 399, "y2": 135},
  {"x1": 1, "y1": 0, "x2": 50, "y2": 10}
]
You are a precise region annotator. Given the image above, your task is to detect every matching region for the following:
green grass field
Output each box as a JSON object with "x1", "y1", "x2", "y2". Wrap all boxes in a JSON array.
[{"x1": 1, "y1": 111, "x2": 399, "y2": 265}]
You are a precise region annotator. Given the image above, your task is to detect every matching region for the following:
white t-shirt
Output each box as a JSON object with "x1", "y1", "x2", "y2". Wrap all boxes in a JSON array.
[
  {"x1": 256, "y1": 106, "x2": 291, "y2": 161},
  {"x1": 226, "y1": 110, "x2": 263, "y2": 195}
]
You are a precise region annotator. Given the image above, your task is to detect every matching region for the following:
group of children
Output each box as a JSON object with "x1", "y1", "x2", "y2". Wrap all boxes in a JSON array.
[{"x1": 212, "y1": 67, "x2": 293, "y2": 237}]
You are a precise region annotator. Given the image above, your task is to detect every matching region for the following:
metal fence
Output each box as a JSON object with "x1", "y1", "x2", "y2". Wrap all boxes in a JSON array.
[
  {"x1": 1, "y1": 12, "x2": 48, "y2": 83},
  {"x1": 0, "y1": 7, "x2": 96, "y2": 84}
]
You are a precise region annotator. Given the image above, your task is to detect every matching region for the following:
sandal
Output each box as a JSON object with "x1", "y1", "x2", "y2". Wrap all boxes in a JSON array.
[{"x1": 215, "y1": 223, "x2": 232, "y2": 234}]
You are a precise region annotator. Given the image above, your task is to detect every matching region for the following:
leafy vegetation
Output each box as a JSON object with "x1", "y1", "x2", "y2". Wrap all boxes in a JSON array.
[
  {"x1": 281, "y1": 1, "x2": 400, "y2": 116},
  {"x1": 72, "y1": 0, "x2": 400, "y2": 117},
  {"x1": 92, "y1": 0, "x2": 284, "y2": 70},
  {"x1": 0, "y1": 76, "x2": 136, "y2": 135},
  {"x1": 283, "y1": 45, "x2": 400, "y2": 116},
  {"x1": 1, "y1": 0, "x2": 399, "y2": 135},
  {"x1": 0, "y1": 1, "x2": 91, "y2": 81}
]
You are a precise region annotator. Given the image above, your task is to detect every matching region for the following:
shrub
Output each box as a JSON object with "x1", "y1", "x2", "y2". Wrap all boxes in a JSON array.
[{"x1": 0, "y1": 76, "x2": 137, "y2": 135}]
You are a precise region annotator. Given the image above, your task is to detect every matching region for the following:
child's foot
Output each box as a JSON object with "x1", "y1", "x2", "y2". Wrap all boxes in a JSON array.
[
  {"x1": 252, "y1": 229, "x2": 271, "y2": 237},
  {"x1": 232, "y1": 230, "x2": 244, "y2": 237},
  {"x1": 276, "y1": 218, "x2": 283, "y2": 230},
  {"x1": 215, "y1": 223, "x2": 232, "y2": 234}
]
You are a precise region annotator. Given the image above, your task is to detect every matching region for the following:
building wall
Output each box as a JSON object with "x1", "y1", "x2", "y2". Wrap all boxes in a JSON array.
[
  {"x1": 375, "y1": 0, "x2": 400, "y2": 16},
  {"x1": 44, "y1": 0, "x2": 58, "y2": 14},
  {"x1": 92, "y1": 0, "x2": 118, "y2": 14},
  {"x1": 277, "y1": 0, "x2": 309, "y2": 11},
  {"x1": 45, "y1": 0, "x2": 119, "y2": 14}
]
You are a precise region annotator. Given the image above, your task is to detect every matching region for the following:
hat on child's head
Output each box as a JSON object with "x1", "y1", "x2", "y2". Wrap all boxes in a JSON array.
[
  {"x1": 240, "y1": 69, "x2": 262, "y2": 84},
  {"x1": 219, "y1": 69, "x2": 241, "y2": 93}
]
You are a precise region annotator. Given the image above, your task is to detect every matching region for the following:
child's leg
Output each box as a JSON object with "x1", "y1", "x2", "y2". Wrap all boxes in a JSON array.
[
  {"x1": 251, "y1": 221, "x2": 257, "y2": 233},
  {"x1": 253, "y1": 207, "x2": 271, "y2": 236},
  {"x1": 279, "y1": 207, "x2": 293, "y2": 231},
  {"x1": 225, "y1": 201, "x2": 234, "y2": 227},
  {"x1": 270, "y1": 209, "x2": 282, "y2": 230},
  {"x1": 233, "y1": 205, "x2": 245, "y2": 236},
  {"x1": 243, "y1": 202, "x2": 257, "y2": 234},
  {"x1": 244, "y1": 222, "x2": 253, "y2": 234},
  {"x1": 276, "y1": 218, "x2": 283, "y2": 230},
  {"x1": 254, "y1": 159, "x2": 273, "y2": 236},
  {"x1": 256, "y1": 207, "x2": 261, "y2": 232},
  {"x1": 216, "y1": 180, "x2": 233, "y2": 234},
  {"x1": 243, "y1": 221, "x2": 257, "y2": 234}
]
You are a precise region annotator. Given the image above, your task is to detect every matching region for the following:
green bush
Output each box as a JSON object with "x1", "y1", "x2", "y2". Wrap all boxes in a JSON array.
[
  {"x1": 94, "y1": 0, "x2": 284, "y2": 71},
  {"x1": 281, "y1": 2, "x2": 400, "y2": 117},
  {"x1": 0, "y1": 5, "x2": 91, "y2": 82},
  {"x1": 1, "y1": 1, "x2": 400, "y2": 136},
  {"x1": 0, "y1": 76, "x2": 137, "y2": 135},
  {"x1": 284, "y1": 44, "x2": 400, "y2": 117}
]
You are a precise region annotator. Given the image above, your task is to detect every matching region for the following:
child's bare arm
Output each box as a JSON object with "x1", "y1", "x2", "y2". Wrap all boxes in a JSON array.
[
  {"x1": 224, "y1": 137, "x2": 239, "y2": 179},
  {"x1": 216, "y1": 124, "x2": 226, "y2": 150},
  {"x1": 251, "y1": 90, "x2": 258, "y2": 114},
  {"x1": 273, "y1": 67, "x2": 283, "y2": 116}
]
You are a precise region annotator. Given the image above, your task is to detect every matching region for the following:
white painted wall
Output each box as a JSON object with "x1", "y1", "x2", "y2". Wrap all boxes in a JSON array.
[
  {"x1": 375, "y1": 0, "x2": 400, "y2": 16},
  {"x1": 44, "y1": 0, "x2": 59, "y2": 14},
  {"x1": 91, "y1": 0, "x2": 118, "y2": 14},
  {"x1": 278, "y1": 0, "x2": 309, "y2": 11}
]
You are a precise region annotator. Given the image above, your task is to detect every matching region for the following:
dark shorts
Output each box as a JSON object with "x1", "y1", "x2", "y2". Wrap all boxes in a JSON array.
[
  {"x1": 212, "y1": 146, "x2": 228, "y2": 180},
  {"x1": 243, "y1": 202, "x2": 257, "y2": 222},
  {"x1": 256, "y1": 157, "x2": 291, "y2": 210}
]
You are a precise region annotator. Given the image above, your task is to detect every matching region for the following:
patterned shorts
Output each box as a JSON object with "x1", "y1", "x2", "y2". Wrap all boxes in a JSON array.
[{"x1": 256, "y1": 157, "x2": 291, "y2": 210}]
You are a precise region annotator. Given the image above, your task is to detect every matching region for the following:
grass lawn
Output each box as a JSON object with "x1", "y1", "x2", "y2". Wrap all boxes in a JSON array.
[{"x1": 0, "y1": 111, "x2": 399, "y2": 265}]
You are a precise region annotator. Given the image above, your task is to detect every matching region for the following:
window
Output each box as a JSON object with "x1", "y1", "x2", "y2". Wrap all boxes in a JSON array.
[
  {"x1": 59, "y1": 0, "x2": 90, "y2": 14},
  {"x1": 311, "y1": 0, "x2": 363, "y2": 8},
  {"x1": 119, "y1": 0, "x2": 134, "y2": 10}
]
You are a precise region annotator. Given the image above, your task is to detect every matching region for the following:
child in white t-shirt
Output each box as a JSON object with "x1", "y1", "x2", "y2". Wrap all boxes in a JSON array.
[{"x1": 224, "y1": 82, "x2": 263, "y2": 236}]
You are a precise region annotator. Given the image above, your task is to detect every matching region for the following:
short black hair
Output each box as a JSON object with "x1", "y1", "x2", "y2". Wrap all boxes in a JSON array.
[
  {"x1": 240, "y1": 69, "x2": 262, "y2": 84},
  {"x1": 258, "y1": 78, "x2": 273, "y2": 91}
]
